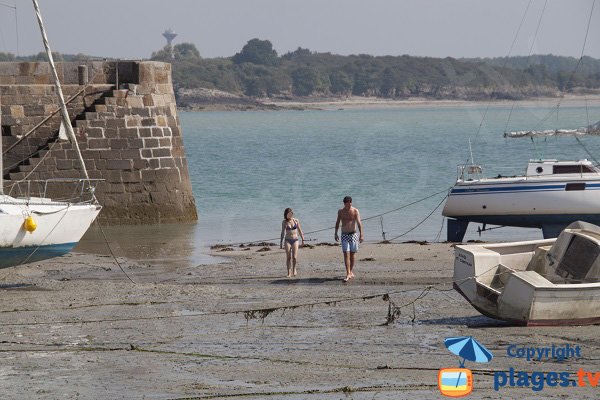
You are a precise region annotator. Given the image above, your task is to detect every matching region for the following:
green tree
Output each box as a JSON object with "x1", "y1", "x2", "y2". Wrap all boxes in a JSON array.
[
  {"x1": 174, "y1": 43, "x2": 200, "y2": 60},
  {"x1": 291, "y1": 67, "x2": 329, "y2": 96},
  {"x1": 233, "y1": 38, "x2": 279, "y2": 66},
  {"x1": 0, "y1": 52, "x2": 16, "y2": 61},
  {"x1": 329, "y1": 70, "x2": 353, "y2": 95}
]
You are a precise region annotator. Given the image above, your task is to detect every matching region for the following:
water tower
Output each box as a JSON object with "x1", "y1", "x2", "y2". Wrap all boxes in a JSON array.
[{"x1": 162, "y1": 29, "x2": 178, "y2": 58}]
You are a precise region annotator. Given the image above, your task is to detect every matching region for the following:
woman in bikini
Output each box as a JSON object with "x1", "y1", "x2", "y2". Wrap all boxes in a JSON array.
[{"x1": 280, "y1": 208, "x2": 305, "y2": 277}]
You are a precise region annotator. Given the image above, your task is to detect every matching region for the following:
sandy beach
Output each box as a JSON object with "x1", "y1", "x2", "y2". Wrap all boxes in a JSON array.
[
  {"x1": 262, "y1": 94, "x2": 600, "y2": 111},
  {"x1": 0, "y1": 242, "x2": 598, "y2": 399}
]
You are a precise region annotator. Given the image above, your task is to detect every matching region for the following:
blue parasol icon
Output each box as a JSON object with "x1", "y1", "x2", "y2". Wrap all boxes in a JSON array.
[
  {"x1": 444, "y1": 336, "x2": 493, "y2": 367},
  {"x1": 444, "y1": 336, "x2": 493, "y2": 390}
]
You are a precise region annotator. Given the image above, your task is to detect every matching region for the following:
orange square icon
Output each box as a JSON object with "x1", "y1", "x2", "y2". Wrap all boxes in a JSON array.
[{"x1": 438, "y1": 368, "x2": 473, "y2": 397}]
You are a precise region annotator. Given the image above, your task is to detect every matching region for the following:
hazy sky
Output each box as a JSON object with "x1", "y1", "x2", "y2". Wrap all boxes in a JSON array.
[{"x1": 0, "y1": 0, "x2": 598, "y2": 60}]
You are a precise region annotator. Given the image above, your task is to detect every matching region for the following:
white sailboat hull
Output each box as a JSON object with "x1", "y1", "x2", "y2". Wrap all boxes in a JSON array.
[
  {"x1": 442, "y1": 160, "x2": 600, "y2": 240},
  {"x1": 443, "y1": 177, "x2": 600, "y2": 217},
  {"x1": 0, "y1": 197, "x2": 101, "y2": 268}
]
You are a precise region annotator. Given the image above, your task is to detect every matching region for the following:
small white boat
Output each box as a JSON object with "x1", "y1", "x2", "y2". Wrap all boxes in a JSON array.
[
  {"x1": 453, "y1": 221, "x2": 600, "y2": 326},
  {"x1": 0, "y1": 182, "x2": 101, "y2": 268},
  {"x1": 442, "y1": 159, "x2": 600, "y2": 241}
]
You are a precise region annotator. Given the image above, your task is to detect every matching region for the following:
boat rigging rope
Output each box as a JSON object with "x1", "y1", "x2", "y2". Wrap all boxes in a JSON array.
[
  {"x1": 384, "y1": 194, "x2": 448, "y2": 242},
  {"x1": 528, "y1": 0, "x2": 596, "y2": 133},
  {"x1": 503, "y1": 0, "x2": 547, "y2": 136},
  {"x1": 467, "y1": 0, "x2": 534, "y2": 162}
]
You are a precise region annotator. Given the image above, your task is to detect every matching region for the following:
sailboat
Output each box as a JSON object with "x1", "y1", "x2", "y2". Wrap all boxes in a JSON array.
[
  {"x1": 442, "y1": 121, "x2": 600, "y2": 242},
  {"x1": 0, "y1": 0, "x2": 101, "y2": 268}
]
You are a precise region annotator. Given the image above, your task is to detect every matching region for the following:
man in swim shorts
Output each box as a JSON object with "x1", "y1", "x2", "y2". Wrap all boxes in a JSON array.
[{"x1": 334, "y1": 196, "x2": 364, "y2": 282}]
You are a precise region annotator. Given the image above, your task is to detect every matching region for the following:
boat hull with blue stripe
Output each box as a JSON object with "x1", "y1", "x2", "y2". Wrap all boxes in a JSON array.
[
  {"x1": 0, "y1": 195, "x2": 101, "y2": 268},
  {"x1": 443, "y1": 160, "x2": 600, "y2": 241}
]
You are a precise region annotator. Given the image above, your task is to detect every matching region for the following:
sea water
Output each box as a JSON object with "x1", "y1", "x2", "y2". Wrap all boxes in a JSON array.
[
  {"x1": 78, "y1": 102, "x2": 600, "y2": 265},
  {"x1": 182, "y1": 102, "x2": 600, "y2": 245}
]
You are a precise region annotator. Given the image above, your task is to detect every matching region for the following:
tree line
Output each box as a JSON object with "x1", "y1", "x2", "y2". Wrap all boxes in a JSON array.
[
  {"x1": 150, "y1": 39, "x2": 600, "y2": 100},
  {"x1": 1, "y1": 38, "x2": 598, "y2": 100}
]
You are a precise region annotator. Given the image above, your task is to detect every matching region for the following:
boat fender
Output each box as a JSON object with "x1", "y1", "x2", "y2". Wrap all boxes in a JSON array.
[{"x1": 24, "y1": 216, "x2": 37, "y2": 233}]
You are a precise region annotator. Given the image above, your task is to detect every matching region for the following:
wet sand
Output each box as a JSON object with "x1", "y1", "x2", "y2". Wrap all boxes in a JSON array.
[{"x1": 0, "y1": 242, "x2": 598, "y2": 399}]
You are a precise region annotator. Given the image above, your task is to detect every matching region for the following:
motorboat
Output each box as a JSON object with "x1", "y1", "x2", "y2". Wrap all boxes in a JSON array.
[{"x1": 453, "y1": 221, "x2": 600, "y2": 326}]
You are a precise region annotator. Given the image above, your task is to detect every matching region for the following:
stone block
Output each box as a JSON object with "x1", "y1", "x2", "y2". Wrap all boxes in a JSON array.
[
  {"x1": 104, "y1": 170, "x2": 123, "y2": 183},
  {"x1": 52, "y1": 150, "x2": 67, "y2": 160},
  {"x1": 143, "y1": 95, "x2": 155, "y2": 107},
  {"x1": 10, "y1": 105, "x2": 25, "y2": 118},
  {"x1": 103, "y1": 128, "x2": 119, "y2": 138},
  {"x1": 151, "y1": 127, "x2": 164, "y2": 137},
  {"x1": 154, "y1": 168, "x2": 180, "y2": 183},
  {"x1": 84, "y1": 159, "x2": 96, "y2": 170},
  {"x1": 89, "y1": 119, "x2": 107, "y2": 128},
  {"x1": 141, "y1": 170, "x2": 156, "y2": 182},
  {"x1": 149, "y1": 159, "x2": 160, "y2": 169},
  {"x1": 121, "y1": 149, "x2": 141, "y2": 159},
  {"x1": 94, "y1": 159, "x2": 107, "y2": 170},
  {"x1": 88, "y1": 138, "x2": 110, "y2": 149},
  {"x1": 141, "y1": 118, "x2": 156, "y2": 127},
  {"x1": 107, "y1": 159, "x2": 133, "y2": 170},
  {"x1": 138, "y1": 127, "x2": 152, "y2": 137},
  {"x1": 126, "y1": 97, "x2": 144, "y2": 108},
  {"x1": 141, "y1": 149, "x2": 152, "y2": 158},
  {"x1": 109, "y1": 138, "x2": 129, "y2": 149},
  {"x1": 0, "y1": 76, "x2": 16, "y2": 84},
  {"x1": 87, "y1": 127, "x2": 104, "y2": 138},
  {"x1": 150, "y1": 191, "x2": 170, "y2": 204},
  {"x1": 128, "y1": 138, "x2": 144, "y2": 149},
  {"x1": 159, "y1": 138, "x2": 172, "y2": 147},
  {"x1": 56, "y1": 159, "x2": 74, "y2": 170},
  {"x1": 106, "y1": 118, "x2": 126, "y2": 129},
  {"x1": 152, "y1": 148, "x2": 171, "y2": 158},
  {"x1": 156, "y1": 116, "x2": 167, "y2": 127},
  {"x1": 118, "y1": 127, "x2": 139, "y2": 138},
  {"x1": 100, "y1": 149, "x2": 119, "y2": 159},
  {"x1": 133, "y1": 159, "x2": 149, "y2": 170},
  {"x1": 44, "y1": 157, "x2": 57, "y2": 166},
  {"x1": 159, "y1": 158, "x2": 176, "y2": 169},
  {"x1": 143, "y1": 138, "x2": 158, "y2": 148},
  {"x1": 131, "y1": 107, "x2": 150, "y2": 117},
  {"x1": 121, "y1": 171, "x2": 141, "y2": 183},
  {"x1": 125, "y1": 115, "x2": 142, "y2": 127}
]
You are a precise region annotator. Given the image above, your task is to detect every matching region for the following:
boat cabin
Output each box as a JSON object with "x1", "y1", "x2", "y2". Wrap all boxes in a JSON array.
[
  {"x1": 526, "y1": 221, "x2": 600, "y2": 284},
  {"x1": 525, "y1": 159, "x2": 599, "y2": 177}
]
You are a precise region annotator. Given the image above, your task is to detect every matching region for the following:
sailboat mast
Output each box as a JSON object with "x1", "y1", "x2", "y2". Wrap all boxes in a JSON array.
[
  {"x1": 31, "y1": 0, "x2": 90, "y2": 182},
  {"x1": 0, "y1": 95, "x2": 3, "y2": 195}
]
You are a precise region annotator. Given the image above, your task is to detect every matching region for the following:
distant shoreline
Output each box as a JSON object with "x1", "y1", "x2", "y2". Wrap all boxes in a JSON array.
[
  {"x1": 178, "y1": 94, "x2": 600, "y2": 112},
  {"x1": 262, "y1": 94, "x2": 600, "y2": 110}
]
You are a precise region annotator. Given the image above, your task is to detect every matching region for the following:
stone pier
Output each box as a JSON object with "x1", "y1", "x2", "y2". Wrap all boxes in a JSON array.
[{"x1": 0, "y1": 61, "x2": 197, "y2": 224}]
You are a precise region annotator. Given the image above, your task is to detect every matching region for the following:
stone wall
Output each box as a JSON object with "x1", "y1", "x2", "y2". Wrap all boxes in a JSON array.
[{"x1": 1, "y1": 61, "x2": 198, "y2": 224}]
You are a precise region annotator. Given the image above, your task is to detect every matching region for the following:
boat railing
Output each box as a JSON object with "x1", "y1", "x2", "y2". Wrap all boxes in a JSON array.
[
  {"x1": 4, "y1": 178, "x2": 103, "y2": 204},
  {"x1": 457, "y1": 164, "x2": 484, "y2": 181}
]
